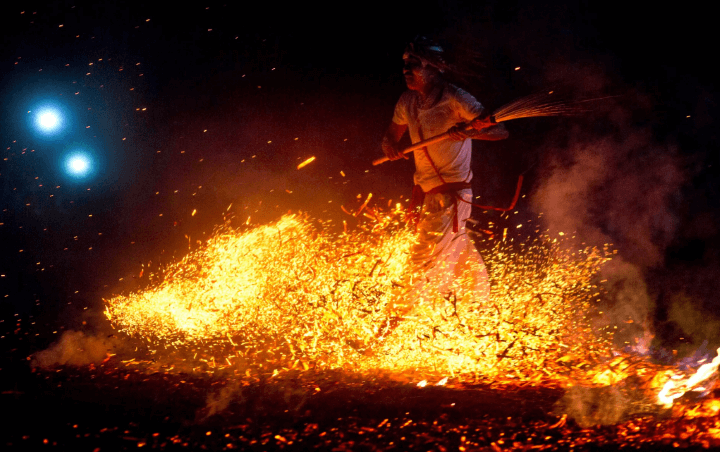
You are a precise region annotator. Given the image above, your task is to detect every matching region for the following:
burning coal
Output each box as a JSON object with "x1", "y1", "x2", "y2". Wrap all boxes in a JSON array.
[{"x1": 104, "y1": 210, "x2": 611, "y2": 380}]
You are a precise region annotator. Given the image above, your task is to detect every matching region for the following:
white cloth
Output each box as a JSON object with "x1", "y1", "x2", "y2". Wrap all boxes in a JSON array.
[
  {"x1": 392, "y1": 83, "x2": 485, "y2": 192},
  {"x1": 409, "y1": 189, "x2": 489, "y2": 304}
]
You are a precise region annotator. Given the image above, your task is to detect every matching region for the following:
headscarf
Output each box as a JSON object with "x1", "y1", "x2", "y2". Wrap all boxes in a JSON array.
[{"x1": 403, "y1": 36, "x2": 451, "y2": 73}]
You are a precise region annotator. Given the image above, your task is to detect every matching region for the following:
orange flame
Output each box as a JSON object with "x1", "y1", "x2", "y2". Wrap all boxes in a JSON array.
[{"x1": 658, "y1": 348, "x2": 720, "y2": 408}]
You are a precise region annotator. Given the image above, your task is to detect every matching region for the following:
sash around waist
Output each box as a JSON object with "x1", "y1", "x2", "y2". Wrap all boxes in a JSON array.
[{"x1": 424, "y1": 181, "x2": 472, "y2": 195}]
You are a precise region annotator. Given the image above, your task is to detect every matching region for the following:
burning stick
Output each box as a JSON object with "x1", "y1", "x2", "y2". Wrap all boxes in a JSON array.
[
  {"x1": 372, "y1": 92, "x2": 611, "y2": 166},
  {"x1": 354, "y1": 193, "x2": 373, "y2": 217}
]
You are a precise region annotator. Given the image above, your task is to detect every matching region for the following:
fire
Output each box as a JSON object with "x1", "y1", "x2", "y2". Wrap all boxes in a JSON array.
[
  {"x1": 105, "y1": 211, "x2": 613, "y2": 380},
  {"x1": 589, "y1": 356, "x2": 634, "y2": 386},
  {"x1": 657, "y1": 348, "x2": 720, "y2": 408},
  {"x1": 685, "y1": 398, "x2": 720, "y2": 419}
]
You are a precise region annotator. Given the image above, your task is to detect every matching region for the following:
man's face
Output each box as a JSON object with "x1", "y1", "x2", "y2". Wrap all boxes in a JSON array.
[{"x1": 403, "y1": 56, "x2": 439, "y2": 92}]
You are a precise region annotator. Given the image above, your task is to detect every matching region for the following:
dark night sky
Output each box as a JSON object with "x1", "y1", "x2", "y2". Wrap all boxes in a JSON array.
[{"x1": 1, "y1": 0, "x2": 718, "y2": 349}]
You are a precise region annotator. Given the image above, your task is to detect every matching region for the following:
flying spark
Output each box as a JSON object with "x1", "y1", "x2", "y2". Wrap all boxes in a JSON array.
[
  {"x1": 105, "y1": 211, "x2": 613, "y2": 381},
  {"x1": 297, "y1": 156, "x2": 316, "y2": 169}
]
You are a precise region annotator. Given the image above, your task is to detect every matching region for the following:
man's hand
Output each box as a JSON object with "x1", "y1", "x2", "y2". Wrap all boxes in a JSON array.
[
  {"x1": 470, "y1": 123, "x2": 509, "y2": 141},
  {"x1": 447, "y1": 113, "x2": 500, "y2": 141},
  {"x1": 381, "y1": 122, "x2": 409, "y2": 161},
  {"x1": 465, "y1": 112, "x2": 508, "y2": 141},
  {"x1": 448, "y1": 125, "x2": 472, "y2": 141},
  {"x1": 470, "y1": 115, "x2": 496, "y2": 130},
  {"x1": 381, "y1": 137, "x2": 408, "y2": 161}
]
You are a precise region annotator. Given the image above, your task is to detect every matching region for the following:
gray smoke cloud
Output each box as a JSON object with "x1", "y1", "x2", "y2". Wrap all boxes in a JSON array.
[
  {"x1": 199, "y1": 373, "x2": 311, "y2": 420},
  {"x1": 668, "y1": 293, "x2": 720, "y2": 351},
  {"x1": 532, "y1": 126, "x2": 683, "y2": 343},
  {"x1": 31, "y1": 330, "x2": 124, "y2": 368},
  {"x1": 555, "y1": 385, "x2": 629, "y2": 428},
  {"x1": 202, "y1": 380, "x2": 245, "y2": 420},
  {"x1": 437, "y1": 26, "x2": 686, "y2": 344}
]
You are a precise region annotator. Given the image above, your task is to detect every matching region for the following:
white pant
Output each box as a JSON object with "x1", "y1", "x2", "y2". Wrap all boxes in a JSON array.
[{"x1": 405, "y1": 188, "x2": 490, "y2": 305}]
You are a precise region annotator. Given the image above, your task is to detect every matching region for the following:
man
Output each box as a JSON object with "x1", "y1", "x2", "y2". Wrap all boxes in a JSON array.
[{"x1": 379, "y1": 36, "x2": 508, "y2": 333}]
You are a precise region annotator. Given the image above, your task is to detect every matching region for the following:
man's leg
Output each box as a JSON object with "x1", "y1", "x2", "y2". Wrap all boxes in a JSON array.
[
  {"x1": 376, "y1": 191, "x2": 465, "y2": 341},
  {"x1": 451, "y1": 190, "x2": 490, "y2": 306},
  {"x1": 356, "y1": 190, "x2": 489, "y2": 352}
]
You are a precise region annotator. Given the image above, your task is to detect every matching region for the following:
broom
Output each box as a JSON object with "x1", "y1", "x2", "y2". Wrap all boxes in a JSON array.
[{"x1": 372, "y1": 92, "x2": 608, "y2": 166}]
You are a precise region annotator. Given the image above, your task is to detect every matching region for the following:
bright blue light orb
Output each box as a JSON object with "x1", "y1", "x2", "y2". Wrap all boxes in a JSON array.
[
  {"x1": 64, "y1": 153, "x2": 92, "y2": 178},
  {"x1": 38, "y1": 111, "x2": 59, "y2": 129},
  {"x1": 35, "y1": 108, "x2": 63, "y2": 133}
]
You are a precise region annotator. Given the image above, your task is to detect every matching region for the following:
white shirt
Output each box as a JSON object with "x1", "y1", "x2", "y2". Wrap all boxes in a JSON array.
[{"x1": 392, "y1": 83, "x2": 484, "y2": 192}]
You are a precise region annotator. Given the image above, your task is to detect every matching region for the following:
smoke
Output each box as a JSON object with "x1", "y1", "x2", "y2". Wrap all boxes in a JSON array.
[
  {"x1": 31, "y1": 330, "x2": 124, "y2": 368},
  {"x1": 437, "y1": 26, "x2": 687, "y2": 344},
  {"x1": 534, "y1": 130, "x2": 682, "y2": 263},
  {"x1": 199, "y1": 372, "x2": 310, "y2": 420},
  {"x1": 203, "y1": 380, "x2": 245, "y2": 419},
  {"x1": 532, "y1": 122, "x2": 683, "y2": 341},
  {"x1": 668, "y1": 293, "x2": 720, "y2": 349},
  {"x1": 555, "y1": 385, "x2": 629, "y2": 428}
]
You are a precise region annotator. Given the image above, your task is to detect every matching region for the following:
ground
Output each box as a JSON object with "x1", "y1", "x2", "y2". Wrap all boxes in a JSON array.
[{"x1": 3, "y1": 347, "x2": 720, "y2": 451}]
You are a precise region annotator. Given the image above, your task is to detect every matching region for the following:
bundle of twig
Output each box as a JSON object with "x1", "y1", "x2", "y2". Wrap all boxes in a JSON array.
[
  {"x1": 373, "y1": 92, "x2": 611, "y2": 166},
  {"x1": 491, "y1": 91, "x2": 593, "y2": 122}
]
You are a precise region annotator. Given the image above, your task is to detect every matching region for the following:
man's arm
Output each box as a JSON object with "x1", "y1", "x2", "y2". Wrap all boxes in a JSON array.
[
  {"x1": 469, "y1": 122, "x2": 508, "y2": 141},
  {"x1": 451, "y1": 88, "x2": 509, "y2": 142},
  {"x1": 381, "y1": 121, "x2": 409, "y2": 160},
  {"x1": 448, "y1": 119, "x2": 509, "y2": 142}
]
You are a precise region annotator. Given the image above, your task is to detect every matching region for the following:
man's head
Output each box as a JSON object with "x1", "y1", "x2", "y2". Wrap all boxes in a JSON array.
[{"x1": 402, "y1": 36, "x2": 448, "y2": 92}]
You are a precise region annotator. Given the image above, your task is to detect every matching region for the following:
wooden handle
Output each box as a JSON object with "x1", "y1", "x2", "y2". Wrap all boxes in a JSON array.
[
  {"x1": 372, "y1": 156, "x2": 391, "y2": 166},
  {"x1": 372, "y1": 123, "x2": 476, "y2": 166}
]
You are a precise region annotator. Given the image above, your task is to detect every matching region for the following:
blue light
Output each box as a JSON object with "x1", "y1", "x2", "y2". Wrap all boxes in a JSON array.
[
  {"x1": 64, "y1": 152, "x2": 93, "y2": 178},
  {"x1": 38, "y1": 110, "x2": 60, "y2": 130},
  {"x1": 34, "y1": 107, "x2": 64, "y2": 134}
]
